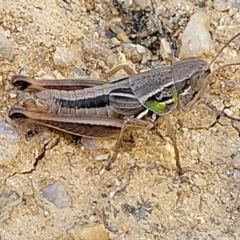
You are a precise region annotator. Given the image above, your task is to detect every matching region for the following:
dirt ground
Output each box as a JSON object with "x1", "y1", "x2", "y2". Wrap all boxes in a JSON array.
[{"x1": 1, "y1": 0, "x2": 240, "y2": 239}]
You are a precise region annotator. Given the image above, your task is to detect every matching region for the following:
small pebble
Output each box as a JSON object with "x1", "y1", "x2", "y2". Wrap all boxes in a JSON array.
[
  {"x1": 136, "y1": 44, "x2": 148, "y2": 54},
  {"x1": 0, "y1": 189, "x2": 21, "y2": 208},
  {"x1": 70, "y1": 66, "x2": 88, "y2": 77},
  {"x1": 117, "y1": 31, "x2": 130, "y2": 42},
  {"x1": 226, "y1": 80, "x2": 240, "y2": 88},
  {"x1": 160, "y1": 38, "x2": 172, "y2": 59},
  {"x1": 197, "y1": 0, "x2": 206, "y2": 8},
  {"x1": 53, "y1": 47, "x2": 74, "y2": 66},
  {"x1": 225, "y1": 167, "x2": 234, "y2": 176},
  {"x1": 233, "y1": 169, "x2": 240, "y2": 182},
  {"x1": 110, "y1": 37, "x2": 121, "y2": 46},
  {"x1": 99, "y1": 168, "x2": 105, "y2": 175},
  {"x1": 0, "y1": 27, "x2": 14, "y2": 61},
  {"x1": 9, "y1": 92, "x2": 17, "y2": 98},
  {"x1": 0, "y1": 121, "x2": 19, "y2": 163},
  {"x1": 211, "y1": 99, "x2": 224, "y2": 111},
  {"x1": 223, "y1": 108, "x2": 233, "y2": 116},
  {"x1": 42, "y1": 181, "x2": 71, "y2": 209},
  {"x1": 122, "y1": 43, "x2": 152, "y2": 64},
  {"x1": 95, "y1": 154, "x2": 109, "y2": 161}
]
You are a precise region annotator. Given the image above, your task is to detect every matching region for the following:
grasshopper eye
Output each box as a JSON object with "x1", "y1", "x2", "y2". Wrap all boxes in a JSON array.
[{"x1": 190, "y1": 72, "x2": 204, "y2": 92}]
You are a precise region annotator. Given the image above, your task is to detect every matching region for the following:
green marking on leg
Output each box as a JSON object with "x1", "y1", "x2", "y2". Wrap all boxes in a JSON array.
[
  {"x1": 171, "y1": 86, "x2": 178, "y2": 102},
  {"x1": 145, "y1": 87, "x2": 178, "y2": 114},
  {"x1": 145, "y1": 100, "x2": 166, "y2": 114}
]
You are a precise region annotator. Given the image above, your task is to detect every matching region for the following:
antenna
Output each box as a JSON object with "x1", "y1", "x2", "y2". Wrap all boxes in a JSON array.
[
  {"x1": 208, "y1": 32, "x2": 240, "y2": 68},
  {"x1": 206, "y1": 32, "x2": 240, "y2": 122}
]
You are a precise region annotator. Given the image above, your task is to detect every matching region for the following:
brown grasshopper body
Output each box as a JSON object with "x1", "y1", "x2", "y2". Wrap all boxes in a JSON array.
[
  {"x1": 9, "y1": 32, "x2": 240, "y2": 169},
  {"x1": 9, "y1": 58, "x2": 208, "y2": 135}
]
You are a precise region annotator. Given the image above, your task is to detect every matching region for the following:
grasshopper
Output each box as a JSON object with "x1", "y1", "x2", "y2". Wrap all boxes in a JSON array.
[{"x1": 9, "y1": 32, "x2": 240, "y2": 171}]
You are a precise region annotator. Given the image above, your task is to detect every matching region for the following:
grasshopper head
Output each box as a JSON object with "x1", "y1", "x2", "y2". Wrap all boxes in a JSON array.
[
  {"x1": 177, "y1": 67, "x2": 211, "y2": 112},
  {"x1": 177, "y1": 32, "x2": 240, "y2": 112}
]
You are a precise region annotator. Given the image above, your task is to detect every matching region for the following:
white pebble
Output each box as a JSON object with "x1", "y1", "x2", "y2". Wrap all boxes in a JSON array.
[
  {"x1": 179, "y1": 12, "x2": 214, "y2": 58},
  {"x1": 95, "y1": 154, "x2": 109, "y2": 161},
  {"x1": 42, "y1": 181, "x2": 71, "y2": 209},
  {"x1": 233, "y1": 169, "x2": 240, "y2": 182},
  {"x1": 9, "y1": 92, "x2": 17, "y2": 98},
  {"x1": 53, "y1": 47, "x2": 74, "y2": 66},
  {"x1": 0, "y1": 27, "x2": 14, "y2": 61}
]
